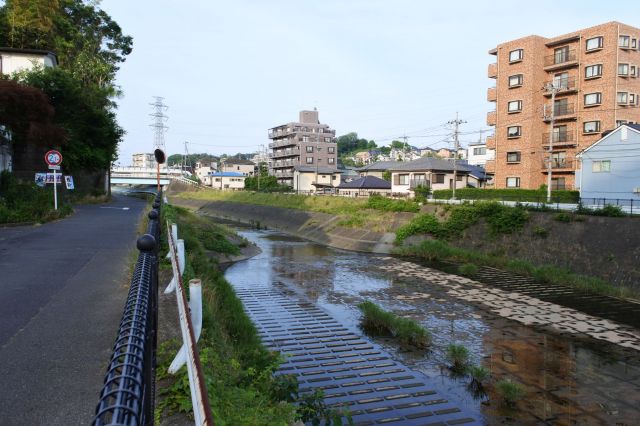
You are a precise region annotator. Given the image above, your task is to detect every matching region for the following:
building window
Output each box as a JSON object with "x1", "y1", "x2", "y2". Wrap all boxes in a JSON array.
[
  {"x1": 619, "y1": 63, "x2": 630, "y2": 76},
  {"x1": 586, "y1": 36, "x2": 603, "y2": 51},
  {"x1": 328, "y1": 158, "x2": 335, "y2": 164},
  {"x1": 631, "y1": 65, "x2": 637, "y2": 77},
  {"x1": 554, "y1": 46, "x2": 570, "y2": 64},
  {"x1": 508, "y1": 74, "x2": 523, "y2": 87},
  {"x1": 473, "y1": 147, "x2": 486, "y2": 155},
  {"x1": 617, "y1": 92, "x2": 629, "y2": 104},
  {"x1": 553, "y1": 72, "x2": 570, "y2": 89},
  {"x1": 616, "y1": 120, "x2": 629, "y2": 127},
  {"x1": 585, "y1": 64, "x2": 602, "y2": 79},
  {"x1": 631, "y1": 94, "x2": 638, "y2": 105},
  {"x1": 592, "y1": 160, "x2": 611, "y2": 173},
  {"x1": 551, "y1": 177, "x2": 566, "y2": 190},
  {"x1": 619, "y1": 35, "x2": 630, "y2": 48},
  {"x1": 398, "y1": 174, "x2": 409, "y2": 185},
  {"x1": 324, "y1": 137, "x2": 331, "y2": 143},
  {"x1": 584, "y1": 92, "x2": 602, "y2": 106},
  {"x1": 306, "y1": 157, "x2": 313, "y2": 164},
  {"x1": 328, "y1": 146, "x2": 335, "y2": 154},
  {"x1": 633, "y1": 38, "x2": 638, "y2": 49},
  {"x1": 506, "y1": 177, "x2": 520, "y2": 188},
  {"x1": 583, "y1": 121, "x2": 601, "y2": 133},
  {"x1": 434, "y1": 174, "x2": 445, "y2": 184},
  {"x1": 506, "y1": 152, "x2": 521, "y2": 163},
  {"x1": 553, "y1": 125, "x2": 568, "y2": 142},
  {"x1": 302, "y1": 136, "x2": 309, "y2": 142},
  {"x1": 509, "y1": 49, "x2": 523, "y2": 63},
  {"x1": 507, "y1": 126, "x2": 521, "y2": 138},
  {"x1": 306, "y1": 146, "x2": 313, "y2": 153},
  {"x1": 507, "y1": 100, "x2": 522, "y2": 113}
]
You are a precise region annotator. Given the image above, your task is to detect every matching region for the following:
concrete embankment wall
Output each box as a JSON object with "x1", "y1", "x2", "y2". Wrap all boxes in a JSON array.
[{"x1": 168, "y1": 197, "x2": 397, "y2": 254}]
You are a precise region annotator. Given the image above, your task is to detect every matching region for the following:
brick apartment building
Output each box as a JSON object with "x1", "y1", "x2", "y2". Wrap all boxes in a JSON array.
[
  {"x1": 486, "y1": 21, "x2": 640, "y2": 190},
  {"x1": 268, "y1": 109, "x2": 338, "y2": 188}
]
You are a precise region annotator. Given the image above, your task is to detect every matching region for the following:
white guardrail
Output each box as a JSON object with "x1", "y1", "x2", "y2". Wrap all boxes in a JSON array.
[{"x1": 164, "y1": 221, "x2": 214, "y2": 425}]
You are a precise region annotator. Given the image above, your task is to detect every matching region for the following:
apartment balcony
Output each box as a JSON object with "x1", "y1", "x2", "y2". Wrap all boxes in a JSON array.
[
  {"x1": 275, "y1": 171, "x2": 294, "y2": 178},
  {"x1": 543, "y1": 49, "x2": 578, "y2": 71},
  {"x1": 268, "y1": 138, "x2": 298, "y2": 149},
  {"x1": 268, "y1": 128, "x2": 293, "y2": 139},
  {"x1": 488, "y1": 63, "x2": 497, "y2": 79},
  {"x1": 272, "y1": 160, "x2": 296, "y2": 169},
  {"x1": 486, "y1": 110, "x2": 497, "y2": 126},
  {"x1": 484, "y1": 135, "x2": 496, "y2": 149},
  {"x1": 543, "y1": 76, "x2": 577, "y2": 96},
  {"x1": 543, "y1": 103, "x2": 576, "y2": 121},
  {"x1": 487, "y1": 87, "x2": 497, "y2": 102},
  {"x1": 271, "y1": 149, "x2": 299, "y2": 159},
  {"x1": 542, "y1": 131, "x2": 576, "y2": 148},
  {"x1": 541, "y1": 158, "x2": 574, "y2": 172}
]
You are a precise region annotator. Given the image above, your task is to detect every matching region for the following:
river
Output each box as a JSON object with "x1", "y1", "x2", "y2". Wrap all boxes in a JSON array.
[{"x1": 224, "y1": 226, "x2": 640, "y2": 425}]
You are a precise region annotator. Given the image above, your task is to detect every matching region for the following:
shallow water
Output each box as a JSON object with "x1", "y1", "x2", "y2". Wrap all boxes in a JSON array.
[{"x1": 224, "y1": 227, "x2": 640, "y2": 425}]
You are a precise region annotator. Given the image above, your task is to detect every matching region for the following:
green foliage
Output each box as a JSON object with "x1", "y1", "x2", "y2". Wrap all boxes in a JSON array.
[
  {"x1": 336, "y1": 132, "x2": 377, "y2": 156},
  {"x1": 458, "y1": 263, "x2": 479, "y2": 277},
  {"x1": 358, "y1": 301, "x2": 431, "y2": 349},
  {"x1": 432, "y1": 188, "x2": 580, "y2": 203},
  {"x1": 244, "y1": 175, "x2": 290, "y2": 192},
  {"x1": 554, "y1": 212, "x2": 572, "y2": 222},
  {"x1": 0, "y1": 170, "x2": 72, "y2": 223},
  {"x1": 589, "y1": 204, "x2": 626, "y2": 217},
  {"x1": 446, "y1": 344, "x2": 470, "y2": 372},
  {"x1": 365, "y1": 194, "x2": 419, "y2": 213},
  {"x1": 495, "y1": 379, "x2": 525, "y2": 406},
  {"x1": 297, "y1": 390, "x2": 353, "y2": 426},
  {"x1": 397, "y1": 239, "x2": 637, "y2": 299},
  {"x1": 532, "y1": 226, "x2": 548, "y2": 238},
  {"x1": 15, "y1": 67, "x2": 122, "y2": 172},
  {"x1": 468, "y1": 365, "x2": 490, "y2": 385},
  {"x1": 395, "y1": 202, "x2": 529, "y2": 244},
  {"x1": 413, "y1": 184, "x2": 431, "y2": 202},
  {"x1": 167, "y1": 153, "x2": 218, "y2": 168},
  {"x1": 381, "y1": 171, "x2": 391, "y2": 182}
]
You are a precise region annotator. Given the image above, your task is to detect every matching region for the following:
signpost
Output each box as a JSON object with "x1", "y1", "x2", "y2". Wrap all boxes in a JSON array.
[{"x1": 45, "y1": 150, "x2": 63, "y2": 210}]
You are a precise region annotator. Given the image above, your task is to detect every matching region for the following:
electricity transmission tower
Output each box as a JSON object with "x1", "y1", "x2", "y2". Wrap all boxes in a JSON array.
[{"x1": 149, "y1": 96, "x2": 169, "y2": 164}]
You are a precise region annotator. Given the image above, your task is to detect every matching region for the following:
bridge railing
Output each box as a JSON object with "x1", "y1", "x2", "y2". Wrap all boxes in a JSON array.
[{"x1": 93, "y1": 193, "x2": 162, "y2": 425}]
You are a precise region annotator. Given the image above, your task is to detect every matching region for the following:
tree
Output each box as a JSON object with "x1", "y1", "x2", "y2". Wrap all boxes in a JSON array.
[{"x1": 382, "y1": 171, "x2": 391, "y2": 182}]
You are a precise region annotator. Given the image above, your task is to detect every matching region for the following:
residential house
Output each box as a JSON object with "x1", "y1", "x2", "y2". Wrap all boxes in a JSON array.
[
  {"x1": 466, "y1": 141, "x2": 494, "y2": 166},
  {"x1": 576, "y1": 124, "x2": 640, "y2": 200},
  {"x1": 389, "y1": 157, "x2": 471, "y2": 196},
  {"x1": 209, "y1": 172, "x2": 246, "y2": 190},
  {"x1": 464, "y1": 163, "x2": 491, "y2": 188},
  {"x1": 390, "y1": 147, "x2": 421, "y2": 161},
  {"x1": 221, "y1": 158, "x2": 255, "y2": 176},
  {"x1": 268, "y1": 109, "x2": 338, "y2": 187},
  {"x1": 194, "y1": 161, "x2": 218, "y2": 184},
  {"x1": 132, "y1": 153, "x2": 157, "y2": 168},
  {"x1": 356, "y1": 161, "x2": 404, "y2": 179},
  {"x1": 486, "y1": 21, "x2": 640, "y2": 190},
  {"x1": 337, "y1": 175, "x2": 391, "y2": 197},
  {"x1": 293, "y1": 165, "x2": 341, "y2": 193}
]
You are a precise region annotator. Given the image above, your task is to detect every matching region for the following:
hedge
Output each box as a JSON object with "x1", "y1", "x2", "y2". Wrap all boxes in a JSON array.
[{"x1": 432, "y1": 188, "x2": 579, "y2": 203}]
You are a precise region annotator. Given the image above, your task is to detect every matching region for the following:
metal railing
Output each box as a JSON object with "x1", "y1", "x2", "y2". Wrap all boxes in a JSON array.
[
  {"x1": 93, "y1": 193, "x2": 162, "y2": 425},
  {"x1": 542, "y1": 131, "x2": 575, "y2": 145},
  {"x1": 544, "y1": 49, "x2": 577, "y2": 67}
]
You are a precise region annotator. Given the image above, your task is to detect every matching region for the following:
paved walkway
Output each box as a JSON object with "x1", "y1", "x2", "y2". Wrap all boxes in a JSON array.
[
  {"x1": 0, "y1": 195, "x2": 147, "y2": 425},
  {"x1": 233, "y1": 283, "x2": 479, "y2": 425}
]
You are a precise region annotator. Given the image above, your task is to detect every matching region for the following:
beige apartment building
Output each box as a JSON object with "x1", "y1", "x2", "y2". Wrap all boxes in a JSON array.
[
  {"x1": 486, "y1": 21, "x2": 640, "y2": 190},
  {"x1": 268, "y1": 109, "x2": 338, "y2": 188}
]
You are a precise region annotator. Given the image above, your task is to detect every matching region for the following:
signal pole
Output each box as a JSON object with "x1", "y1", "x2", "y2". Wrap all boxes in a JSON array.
[
  {"x1": 544, "y1": 83, "x2": 561, "y2": 203},
  {"x1": 448, "y1": 112, "x2": 466, "y2": 200}
]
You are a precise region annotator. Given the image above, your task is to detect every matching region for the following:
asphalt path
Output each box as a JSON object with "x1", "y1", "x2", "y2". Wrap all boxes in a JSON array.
[{"x1": 0, "y1": 194, "x2": 148, "y2": 425}]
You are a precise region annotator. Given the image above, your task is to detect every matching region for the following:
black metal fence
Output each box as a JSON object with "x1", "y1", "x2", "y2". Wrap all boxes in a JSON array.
[{"x1": 94, "y1": 192, "x2": 162, "y2": 425}]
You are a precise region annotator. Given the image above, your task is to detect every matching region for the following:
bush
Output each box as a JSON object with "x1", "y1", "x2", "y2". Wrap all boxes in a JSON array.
[
  {"x1": 458, "y1": 263, "x2": 479, "y2": 277},
  {"x1": 358, "y1": 301, "x2": 431, "y2": 349},
  {"x1": 366, "y1": 194, "x2": 419, "y2": 213},
  {"x1": 495, "y1": 379, "x2": 525, "y2": 406},
  {"x1": 446, "y1": 344, "x2": 470, "y2": 372},
  {"x1": 395, "y1": 214, "x2": 442, "y2": 243},
  {"x1": 591, "y1": 204, "x2": 626, "y2": 217},
  {"x1": 432, "y1": 188, "x2": 579, "y2": 203},
  {"x1": 553, "y1": 212, "x2": 572, "y2": 222},
  {"x1": 468, "y1": 365, "x2": 490, "y2": 385},
  {"x1": 532, "y1": 226, "x2": 548, "y2": 238}
]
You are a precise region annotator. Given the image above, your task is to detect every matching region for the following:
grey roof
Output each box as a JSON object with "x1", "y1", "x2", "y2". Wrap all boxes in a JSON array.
[
  {"x1": 338, "y1": 176, "x2": 391, "y2": 190},
  {"x1": 294, "y1": 165, "x2": 341, "y2": 174},
  {"x1": 355, "y1": 161, "x2": 404, "y2": 172},
  {"x1": 388, "y1": 157, "x2": 470, "y2": 173},
  {"x1": 463, "y1": 164, "x2": 489, "y2": 181}
]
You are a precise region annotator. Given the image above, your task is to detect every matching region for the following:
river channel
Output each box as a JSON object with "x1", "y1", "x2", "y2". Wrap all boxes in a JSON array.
[{"x1": 223, "y1": 226, "x2": 640, "y2": 425}]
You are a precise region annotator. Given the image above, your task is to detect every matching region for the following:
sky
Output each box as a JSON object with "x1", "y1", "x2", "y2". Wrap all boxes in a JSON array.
[{"x1": 103, "y1": 0, "x2": 635, "y2": 166}]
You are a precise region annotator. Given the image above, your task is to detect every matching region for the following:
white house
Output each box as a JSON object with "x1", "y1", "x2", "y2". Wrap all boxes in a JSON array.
[
  {"x1": 220, "y1": 158, "x2": 255, "y2": 176},
  {"x1": 389, "y1": 157, "x2": 470, "y2": 196},
  {"x1": 0, "y1": 47, "x2": 58, "y2": 76},
  {"x1": 576, "y1": 124, "x2": 640, "y2": 202},
  {"x1": 466, "y1": 142, "x2": 494, "y2": 166},
  {"x1": 293, "y1": 165, "x2": 341, "y2": 193},
  {"x1": 209, "y1": 172, "x2": 246, "y2": 190},
  {"x1": 195, "y1": 161, "x2": 218, "y2": 184}
]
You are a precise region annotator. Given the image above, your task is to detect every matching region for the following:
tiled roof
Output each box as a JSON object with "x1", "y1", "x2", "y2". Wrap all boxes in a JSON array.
[{"x1": 338, "y1": 176, "x2": 391, "y2": 190}]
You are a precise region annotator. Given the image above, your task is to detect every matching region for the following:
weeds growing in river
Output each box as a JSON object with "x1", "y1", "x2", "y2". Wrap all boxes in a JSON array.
[
  {"x1": 446, "y1": 344, "x2": 470, "y2": 373},
  {"x1": 495, "y1": 378, "x2": 525, "y2": 406},
  {"x1": 358, "y1": 301, "x2": 431, "y2": 349}
]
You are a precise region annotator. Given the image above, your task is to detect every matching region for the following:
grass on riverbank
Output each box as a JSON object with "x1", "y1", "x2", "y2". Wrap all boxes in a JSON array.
[
  {"x1": 397, "y1": 239, "x2": 639, "y2": 300},
  {"x1": 358, "y1": 301, "x2": 431, "y2": 349},
  {"x1": 175, "y1": 190, "x2": 417, "y2": 232},
  {"x1": 158, "y1": 204, "x2": 297, "y2": 424}
]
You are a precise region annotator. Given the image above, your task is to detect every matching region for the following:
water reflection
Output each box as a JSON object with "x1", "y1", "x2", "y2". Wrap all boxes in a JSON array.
[{"x1": 224, "y1": 228, "x2": 640, "y2": 425}]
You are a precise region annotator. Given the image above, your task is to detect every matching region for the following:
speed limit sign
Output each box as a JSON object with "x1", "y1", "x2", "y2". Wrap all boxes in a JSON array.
[{"x1": 45, "y1": 150, "x2": 63, "y2": 166}]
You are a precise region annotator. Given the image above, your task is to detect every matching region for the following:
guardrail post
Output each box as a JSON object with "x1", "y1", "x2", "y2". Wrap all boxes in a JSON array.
[{"x1": 168, "y1": 279, "x2": 203, "y2": 373}]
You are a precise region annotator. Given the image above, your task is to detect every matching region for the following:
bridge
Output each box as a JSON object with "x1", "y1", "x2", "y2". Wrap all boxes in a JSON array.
[{"x1": 110, "y1": 166, "x2": 201, "y2": 188}]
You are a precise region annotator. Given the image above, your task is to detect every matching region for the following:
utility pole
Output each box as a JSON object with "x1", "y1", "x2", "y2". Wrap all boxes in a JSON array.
[
  {"x1": 448, "y1": 112, "x2": 466, "y2": 200},
  {"x1": 402, "y1": 135, "x2": 409, "y2": 161},
  {"x1": 544, "y1": 82, "x2": 561, "y2": 203},
  {"x1": 257, "y1": 144, "x2": 264, "y2": 191}
]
